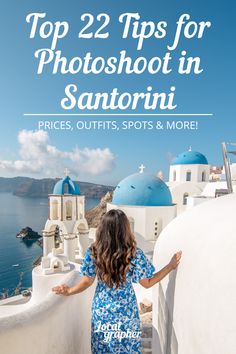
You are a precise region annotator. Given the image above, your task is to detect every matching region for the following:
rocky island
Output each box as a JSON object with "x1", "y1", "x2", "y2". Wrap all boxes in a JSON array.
[{"x1": 16, "y1": 227, "x2": 42, "y2": 241}]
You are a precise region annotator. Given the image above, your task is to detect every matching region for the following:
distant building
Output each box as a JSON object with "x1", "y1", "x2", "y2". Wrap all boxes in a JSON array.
[
  {"x1": 209, "y1": 165, "x2": 223, "y2": 181},
  {"x1": 167, "y1": 148, "x2": 210, "y2": 213},
  {"x1": 167, "y1": 149, "x2": 236, "y2": 212}
]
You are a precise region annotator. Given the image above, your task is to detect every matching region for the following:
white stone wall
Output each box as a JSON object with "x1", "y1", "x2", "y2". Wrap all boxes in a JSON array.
[
  {"x1": 0, "y1": 265, "x2": 155, "y2": 354},
  {"x1": 107, "y1": 203, "x2": 176, "y2": 241},
  {"x1": 186, "y1": 195, "x2": 213, "y2": 210},
  {"x1": 169, "y1": 164, "x2": 210, "y2": 183},
  {"x1": 0, "y1": 263, "x2": 95, "y2": 354},
  {"x1": 152, "y1": 193, "x2": 236, "y2": 354},
  {"x1": 201, "y1": 181, "x2": 236, "y2": 197},
  {"x1": 144, "y1": 206, "x2": 176, "y2": 240},
  {"x1": 107, "y1": 203, "x2": 146, "y2": 237},
  {"x1": 48, "y1": 195, "x2": 85, "y2": 223},
  {"x1": 167, "y1": 181, "x2": 206, "y2": 214}
]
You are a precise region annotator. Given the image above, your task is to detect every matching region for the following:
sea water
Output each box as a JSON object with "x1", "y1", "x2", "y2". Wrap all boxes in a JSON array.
[{"x1": 0, "y1": 193, "x2": 99, "y2": 297}]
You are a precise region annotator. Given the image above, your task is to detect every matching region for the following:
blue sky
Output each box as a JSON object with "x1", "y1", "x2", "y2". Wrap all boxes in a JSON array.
[{"x1": 0, "y1": 0, "x2": 235, "y2": 186}]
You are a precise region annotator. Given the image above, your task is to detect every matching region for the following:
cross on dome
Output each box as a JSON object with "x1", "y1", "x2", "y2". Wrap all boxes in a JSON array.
[
  {"x1": 188, "y1": 146, "x2": 192, "y2": 151},
  {"x1": 64, "y1": 168, "x2": 70, "y2": 176},
  {"x1": 139, "y1": 164, "x2": 146, "y2": 174}
]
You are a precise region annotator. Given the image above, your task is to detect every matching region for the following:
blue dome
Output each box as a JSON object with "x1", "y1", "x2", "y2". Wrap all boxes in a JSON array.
[
  {"x1": 112, "y1": 173, "x2": 172, "y2": 207},
  {"x1": 53, "y1": 176, "x2": 80, "y2": 195},
  {"x1": 172, "y1": 150, "x2": 208, "y2": 165}
]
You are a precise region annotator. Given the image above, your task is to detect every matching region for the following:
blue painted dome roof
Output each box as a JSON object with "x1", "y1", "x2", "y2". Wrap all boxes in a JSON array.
[
  {"x1": 112, "y1": 173, "x2": 172, "y2": 207},
  {"x1": 172, "y1": 150, "x2": 208, "y2": 165},
  {"x1": 53, "y1": 176, "x2": 80, "y2": 195}
]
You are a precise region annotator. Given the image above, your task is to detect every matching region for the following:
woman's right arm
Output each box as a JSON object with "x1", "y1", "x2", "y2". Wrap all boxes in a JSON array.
[
  {"x1": 139, "y1": 251, "x2": 182, "y2": 289},
  {"x1": 52, "y1": 275, "x2": 95, "y2": 296}
]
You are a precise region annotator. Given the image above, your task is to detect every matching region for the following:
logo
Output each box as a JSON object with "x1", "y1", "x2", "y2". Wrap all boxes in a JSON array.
[{"x1": 94, "y1": 320, "x2": 142, "y2": 343}]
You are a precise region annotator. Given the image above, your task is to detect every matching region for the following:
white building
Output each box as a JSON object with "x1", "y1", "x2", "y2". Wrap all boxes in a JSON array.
[
  {"x1": 107, "y1": 167, "x2": 177, "y2": 243},
  {"x1": 167, "y1": 148, "x2": 210, "y2": 213},
  {"x1": 172, "y1": 153, "x2": 236, "y2": 211}
]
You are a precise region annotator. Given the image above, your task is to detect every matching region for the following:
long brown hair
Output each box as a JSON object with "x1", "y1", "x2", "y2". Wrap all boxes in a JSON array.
[{"x1": 90, "y1": 209, "x2": 137, "y2": 288}]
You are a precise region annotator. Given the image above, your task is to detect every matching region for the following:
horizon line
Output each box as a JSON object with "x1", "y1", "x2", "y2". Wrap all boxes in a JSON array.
[{"x1": 23, "y1": 113, "x2": 213, "y2": 117}]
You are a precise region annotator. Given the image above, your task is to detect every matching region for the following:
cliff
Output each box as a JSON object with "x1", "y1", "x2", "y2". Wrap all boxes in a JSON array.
[
  {"x1": 85, "y1": 191, "x2": 113, "y2": 227},
  {"x1": 0, "y1": 177, "x2": 114, "y2": 199}
]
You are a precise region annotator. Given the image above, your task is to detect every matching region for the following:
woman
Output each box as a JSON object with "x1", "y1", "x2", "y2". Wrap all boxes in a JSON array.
[{"x1": 52, "y1": 209, "x2": 182, "y2": 353}]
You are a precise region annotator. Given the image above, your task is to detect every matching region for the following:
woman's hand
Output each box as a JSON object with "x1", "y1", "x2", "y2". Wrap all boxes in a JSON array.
[
  {"x1": 169, "y1": 251, "x2": 182, "y2": 270},
  {"x1": 52, "y1": 284, "x2": 71, "y2": 296},
  {"x1": 52, "y1": 276, "x2": 95, "y2": 296},
  {"x1": 139, "y1": 250, "x2": 183, "y2": 288}
]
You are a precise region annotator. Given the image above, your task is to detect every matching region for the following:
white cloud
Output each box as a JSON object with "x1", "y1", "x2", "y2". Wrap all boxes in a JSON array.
[{"x1": 0, "y1": 130, "x2": 115, "y2": 177}]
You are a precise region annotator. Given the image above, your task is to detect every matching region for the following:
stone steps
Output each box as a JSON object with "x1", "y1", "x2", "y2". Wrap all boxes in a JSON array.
[{"x1": 140, "y1": 299, "x2": 153, "y2": 354}]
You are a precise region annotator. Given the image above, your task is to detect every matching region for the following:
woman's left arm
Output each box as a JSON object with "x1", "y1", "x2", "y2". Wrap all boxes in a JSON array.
[
  {"x1": 52, "y1": 275, "x2": 95, "y2": 296},
  {"x1": 139, "y1": 251, "x2": 182, "y2": 289}
]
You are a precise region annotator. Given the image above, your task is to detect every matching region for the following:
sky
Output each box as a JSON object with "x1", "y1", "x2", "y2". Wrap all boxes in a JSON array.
[{"x1": 0, "y1": 0, "x2": 235, "y2": 186}]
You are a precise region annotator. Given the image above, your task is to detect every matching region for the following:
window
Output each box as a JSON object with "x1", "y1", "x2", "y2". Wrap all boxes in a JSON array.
[
  {"x1": 202, "y1": 171, "x2": 206, "y2": 182},
  {"x1": 52, "y1": 200, "x2": 59, "y2": 220},
  {"x1": 173, "y1": 170, "x2": 176, "y2": 181},
  {"x1": 54, "y1": 226, "x2": 62, "y2": 248},
  {"x1": 183, "y1": 193, "x2": 189, "y2": 205},
  {"x1": 79, "y1": 202, "x2": 84, "y2": 219},
  {"x1": 186, "y1": 171, "x2": 191, "y2": 181},
  {"x1": 63, "y1": 183, "x2": 69, "y2": 194},
  {"x1": 66, "y1": 200, "x2": 72, "y2": 220},
  {"x1": 128, "y1": 218, "x2": 135, "y2": 233},
  {"x1": 154, "y1": 221, "x2": 159, "y2": 238}
]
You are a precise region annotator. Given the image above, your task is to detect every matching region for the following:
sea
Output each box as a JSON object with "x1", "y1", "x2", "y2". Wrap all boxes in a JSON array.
[{"x1": 0, "y1": 193, "x2": 99, "y2": 298}]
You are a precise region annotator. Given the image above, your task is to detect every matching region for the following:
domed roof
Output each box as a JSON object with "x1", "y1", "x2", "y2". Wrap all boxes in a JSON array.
[
  {"x1": 172, "y1": 149, "x2": 208, "y2": 165},
  {"x1": 153, "y1": 193, "x2": 236, "y2": 354},
  {"x1": 53, "y1": 175, "x2": 80, "y2": 195},
  {"x1": 112, "y1": 172, "x2": 173, "y2": 206}
]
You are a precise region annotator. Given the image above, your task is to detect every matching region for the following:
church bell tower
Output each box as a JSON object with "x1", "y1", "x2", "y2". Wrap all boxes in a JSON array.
[{"x1": 42, "y1": 171, "x2": 89, "y2": 263}]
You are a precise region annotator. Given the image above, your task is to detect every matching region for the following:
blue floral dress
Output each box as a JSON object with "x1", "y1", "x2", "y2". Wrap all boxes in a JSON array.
[{"x1": 79, "y1": 247, "x2": 155, "y2": 354}]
